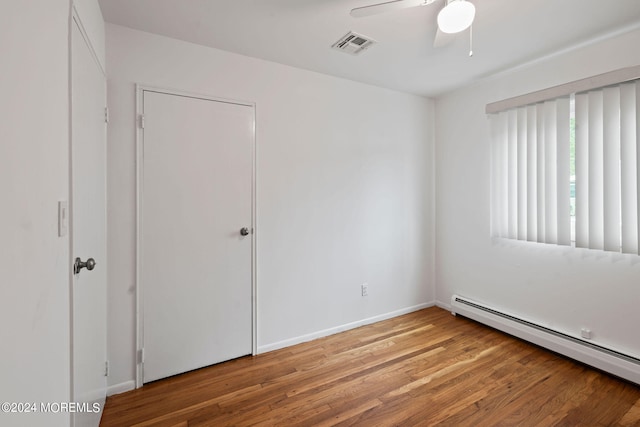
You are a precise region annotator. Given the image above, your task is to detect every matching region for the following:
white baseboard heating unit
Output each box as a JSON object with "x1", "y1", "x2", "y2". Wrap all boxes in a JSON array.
[{"x1": 450, "y1": 294, "x2": 640, "y2": 385}]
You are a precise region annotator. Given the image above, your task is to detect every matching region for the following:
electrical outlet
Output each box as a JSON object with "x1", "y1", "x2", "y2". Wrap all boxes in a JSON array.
[{"x1": 361, "y1": 283, "x2": 368, "y2": 297}]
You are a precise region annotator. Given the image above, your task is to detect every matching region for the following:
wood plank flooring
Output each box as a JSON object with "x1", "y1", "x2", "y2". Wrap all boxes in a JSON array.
[{"x1": 100, "y1": 307, "x2": 640, "y2": 426}]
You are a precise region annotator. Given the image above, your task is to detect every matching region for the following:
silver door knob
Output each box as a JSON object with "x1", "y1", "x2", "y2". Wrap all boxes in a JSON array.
[
  {"x1": 240, "y1": 227, "x2": 250, "y2": 236},
  {"x1": 74, "y1": 257, "x2": 96, "y2": 275}
]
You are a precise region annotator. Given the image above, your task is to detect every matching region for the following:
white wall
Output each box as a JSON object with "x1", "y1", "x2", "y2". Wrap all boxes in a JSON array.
[
  {"x1": 0, "y1": 1, "x2": 71, "y2": 426},
  {"x1": 106, "y1": 24, "x2": 435, "y2": 392},
  {"x1": 435, "y1": 28, "x2": 640, "y2": 359}
]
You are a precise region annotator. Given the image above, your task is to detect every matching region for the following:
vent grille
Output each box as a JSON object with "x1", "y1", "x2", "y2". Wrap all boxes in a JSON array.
[{"x1": 331, "y1": 31, "x2": 376, "y2": 55}]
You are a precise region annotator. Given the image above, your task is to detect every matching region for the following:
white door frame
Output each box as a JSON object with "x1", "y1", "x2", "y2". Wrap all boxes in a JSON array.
[{"x1": 135, "y1": 85, "x2": 257, "y2": 388}]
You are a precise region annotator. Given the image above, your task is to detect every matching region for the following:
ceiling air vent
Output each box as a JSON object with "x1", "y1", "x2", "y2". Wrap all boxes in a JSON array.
[{"x1": 331, "y1": 31, "x2": 376, "y2": 55}]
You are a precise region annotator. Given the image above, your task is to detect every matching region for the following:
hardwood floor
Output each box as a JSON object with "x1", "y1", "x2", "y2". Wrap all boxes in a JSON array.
[{"x1": 100, "y1": 307, "x2": 640, "y2": 426}]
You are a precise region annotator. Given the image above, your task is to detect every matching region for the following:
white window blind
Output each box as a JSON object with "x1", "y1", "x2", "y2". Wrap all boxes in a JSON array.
[{"x1": 490, "y1": 79, "x2": 640, "y2": 254}]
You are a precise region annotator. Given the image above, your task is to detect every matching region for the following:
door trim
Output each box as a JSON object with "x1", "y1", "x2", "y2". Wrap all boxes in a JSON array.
[{"x1": 135, "y1": 85, "x2": 257, "y2": 388}]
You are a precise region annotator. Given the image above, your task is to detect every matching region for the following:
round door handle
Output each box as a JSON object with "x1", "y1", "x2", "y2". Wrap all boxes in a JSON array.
[
  {"x1": 85, "y1": 258, "x2": 96, "y2": 270},
  {"x1": 240, "y1": 227, "x2": 250, "y2": 236},
  {"x1": 74, "y1": 257, "x2": 96, "y2": 275}
]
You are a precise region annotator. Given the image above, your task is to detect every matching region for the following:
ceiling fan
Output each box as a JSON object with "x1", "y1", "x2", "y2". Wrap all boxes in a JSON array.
[{"x1": 350, "y1": 0, "x2": 476, "y2": 52}]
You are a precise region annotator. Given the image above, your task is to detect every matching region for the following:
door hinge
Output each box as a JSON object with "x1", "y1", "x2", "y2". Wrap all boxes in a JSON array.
[
  {"x1": 138, "y1": 348, "x2": 145, "y2": 364},
  {"x1": 104, "y1": 360, "x2": 109, "y2": 377},
  {"x1": 104, "y1": 107, "x2": 110, "y2": 124},
  {"x1": 139, "y1": 114, "x2": 145, "y2": 129}
]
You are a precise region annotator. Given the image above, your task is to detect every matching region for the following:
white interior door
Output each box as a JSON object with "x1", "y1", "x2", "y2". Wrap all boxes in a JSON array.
[
  {"x1": 71, "y1": 17, "x2": 107, "y2": 427},
  {"x1": 141, "y1": 90, "x2": 254, "y2": 383}
]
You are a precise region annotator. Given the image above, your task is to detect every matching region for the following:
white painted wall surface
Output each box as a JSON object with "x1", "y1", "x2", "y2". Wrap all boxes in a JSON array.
[
  {"x1": 0, "y1": 1, "x2": 71, "y2": 426},
  {"x1": 435, "y1": 28, "x2": 640, "y2": 359},
  {"x1": 106, "y1": 24, "x2": 435, "y2": 392}
]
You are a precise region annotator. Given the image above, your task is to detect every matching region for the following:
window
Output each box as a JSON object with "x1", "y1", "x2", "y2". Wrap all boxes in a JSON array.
[{"x1": 489, "y1": 78, "x2": 640, "y2": 255}]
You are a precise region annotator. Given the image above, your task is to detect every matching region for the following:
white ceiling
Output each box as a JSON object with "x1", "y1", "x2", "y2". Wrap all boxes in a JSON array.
[{"x1": 98, "y1": 0, "x2": 640, "y2": 97}]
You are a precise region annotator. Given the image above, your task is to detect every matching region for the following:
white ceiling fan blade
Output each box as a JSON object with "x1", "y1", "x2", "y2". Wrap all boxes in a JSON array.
[
  {"x1": 433, "y1": 27, "x2": 456, "y2": 48},
  {"x1": 350, "y1": 0, "x2": 436, "y2": 18}
]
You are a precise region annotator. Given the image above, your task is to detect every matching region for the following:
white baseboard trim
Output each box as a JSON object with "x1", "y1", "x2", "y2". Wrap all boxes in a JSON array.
[
  {"x1": 435, "y1": 300, "x2": 451, "y2": 311},
  {"x1": 257, "y1": 301, "x2": 435, "y2": 354},
  {"x1": 107, "y1": 380, "x2": 136, "y2": 396}
]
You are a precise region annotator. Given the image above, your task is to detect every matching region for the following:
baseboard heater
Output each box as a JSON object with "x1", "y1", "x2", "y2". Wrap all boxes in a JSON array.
[{"x1": 450, "y1": 295, "x2": 640, "y2": 385}]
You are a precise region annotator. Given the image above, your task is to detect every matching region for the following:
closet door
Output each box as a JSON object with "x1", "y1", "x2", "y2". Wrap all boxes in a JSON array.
[
  {"x1": 71, "y1": 15, "x2": 107, "y2": 427},
  {"x1": 140, "y1": 90, "x2": 254, "y2": 383}
]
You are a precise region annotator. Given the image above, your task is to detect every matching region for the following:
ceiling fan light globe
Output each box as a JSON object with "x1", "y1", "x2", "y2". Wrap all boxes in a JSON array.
[{"x1": 437, "y1": 0, "x2": 475, "y2": 34}]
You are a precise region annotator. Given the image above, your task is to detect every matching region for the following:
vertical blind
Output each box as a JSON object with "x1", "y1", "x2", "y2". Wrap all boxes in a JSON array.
[{"x1": 490, "y1": 79, "x2": 640, "y2": 254}]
